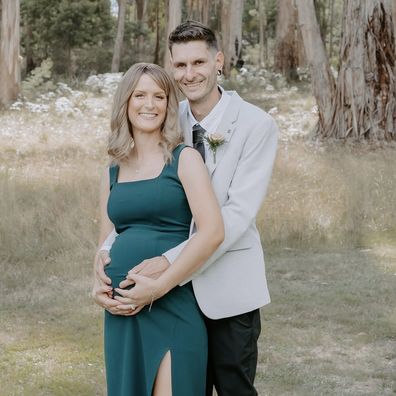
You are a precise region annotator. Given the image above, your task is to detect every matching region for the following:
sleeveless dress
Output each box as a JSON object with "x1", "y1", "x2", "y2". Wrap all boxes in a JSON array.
[{"x1": 104, "y1": 144, "x2": 207, "y2": 396}]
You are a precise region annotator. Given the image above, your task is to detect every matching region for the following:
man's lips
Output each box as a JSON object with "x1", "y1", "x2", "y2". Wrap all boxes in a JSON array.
[{"x1": 183, "y1": 81, "x2": 204, "y2": 88}]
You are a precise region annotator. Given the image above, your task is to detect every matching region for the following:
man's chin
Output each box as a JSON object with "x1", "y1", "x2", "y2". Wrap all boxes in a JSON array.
[{"x1": 181, "y1": 90, "x2": 204, "y2": 102}]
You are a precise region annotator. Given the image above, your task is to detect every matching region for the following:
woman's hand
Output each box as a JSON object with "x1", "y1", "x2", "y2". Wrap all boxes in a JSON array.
[
  {"x1": 114, "y1": 274, "x2": 166, "y2": 314},
  {"x1": 92, "y1": 277, "x2": 140, "y2": 316}
]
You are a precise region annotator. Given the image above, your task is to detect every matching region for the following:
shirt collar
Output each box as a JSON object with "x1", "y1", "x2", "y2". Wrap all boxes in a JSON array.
[{"x1": 187, "y1": 86, "x2": 230, "y2": 132}]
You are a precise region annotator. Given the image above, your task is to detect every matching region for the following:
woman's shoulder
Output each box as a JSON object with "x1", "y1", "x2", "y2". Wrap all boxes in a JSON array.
[{"x1": 178, "y1": 145, "x2": 205, "y2": 172}]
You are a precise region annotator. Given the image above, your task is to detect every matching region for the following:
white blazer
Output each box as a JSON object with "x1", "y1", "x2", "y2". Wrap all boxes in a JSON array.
[{"x1": 164, "y1": 91, "x2": 278, "y2": 319}]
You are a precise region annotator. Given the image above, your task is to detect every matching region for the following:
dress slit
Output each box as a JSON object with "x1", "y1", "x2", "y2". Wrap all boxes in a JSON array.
[{"x1": 150, "y1": 349, "x2": 172, "y2": 396}]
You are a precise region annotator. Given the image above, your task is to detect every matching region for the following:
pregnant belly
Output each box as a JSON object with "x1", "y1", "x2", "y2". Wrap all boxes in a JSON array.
[{"x1": 105, "y1": 228, "x2": 186, "y2": 289}]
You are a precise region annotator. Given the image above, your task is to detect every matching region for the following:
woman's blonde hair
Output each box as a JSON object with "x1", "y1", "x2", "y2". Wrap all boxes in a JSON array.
[{"x1": 108, "y1": 63, "x2": 183, "y2": 163}]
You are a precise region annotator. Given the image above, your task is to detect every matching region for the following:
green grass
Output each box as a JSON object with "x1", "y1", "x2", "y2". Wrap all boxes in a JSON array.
[
  {"x1": 1, "y1": 247, "x2": 395, "y2": 395},
  {"x1": 257, "y1": 247, "x2": 396, "y2": 396}
]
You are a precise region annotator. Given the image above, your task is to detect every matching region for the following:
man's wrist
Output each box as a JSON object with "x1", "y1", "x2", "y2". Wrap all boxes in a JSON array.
[{"x1": 161, "y1": 254, "x2": 171, "y2": 268}]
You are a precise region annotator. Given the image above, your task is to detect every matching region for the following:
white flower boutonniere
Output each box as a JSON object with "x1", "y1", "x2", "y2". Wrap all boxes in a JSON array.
[{"x1": 204, "y1": 133, "x2": 226, "y2": 163}]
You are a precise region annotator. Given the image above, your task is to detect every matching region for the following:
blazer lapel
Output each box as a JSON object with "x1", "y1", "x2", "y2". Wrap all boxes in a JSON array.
[
  {"x1": 179, "y1": 102, "x2": 192, "y2": 146},
  {"x1": 179, "y1": 93, "x2": 243, "y2": 177},
  {"x1": 205, "y1": 92, "x2": 242, "y2": 177}
]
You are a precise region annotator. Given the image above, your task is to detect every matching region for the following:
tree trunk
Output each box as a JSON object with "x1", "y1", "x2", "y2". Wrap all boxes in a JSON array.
[
  {"x1": 221, "y1": 0, "x2": 244, "y2": 77},
  {"x1": 275, "y1": 0, "x2": 300, "y2": 80},
  {"x1": 136, "y1": 0, "x2": 147, "y2": 61},
  {"x1": 153, "y1": 0, "x2": 160, "y2": 65},
  {"x1": 324, "y1": 0, "x2": 395, "y2": 140},
  {"x1": 258, "y1": 0, "x2": 268, "y2": 67},
  {"x1": 164, "y1": 0, "x2": 182, "y2": 69},
  {"x1": 328, "y1": 0, "x2": 335, "y2": 59},
  {"x1": 392, "y1": 0, "x2": 396, "y2": 53},
  {"x1": 187, "y1": 0, "x2": 210, "y2": 24},
  {"x1": 136, "y1": 0, "x2": 146, "y2": 21},
  {"x1": 296, "y1": 0, "x2": 335, "y2": 131},
  {"x1": 0, "y1": 0, "x2": 20, "y2": 107},
  {"x1": 111, "y1": 0, "x2": 126, "y2": 72}
]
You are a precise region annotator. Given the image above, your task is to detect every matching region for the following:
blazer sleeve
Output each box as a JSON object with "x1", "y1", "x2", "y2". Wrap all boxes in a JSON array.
[
  {"x1": 100, "y1": 228, "x2": 118, "y2": 251},
  {"x1": 163, "y1": 115, "x2": 278, "y2": 285}
]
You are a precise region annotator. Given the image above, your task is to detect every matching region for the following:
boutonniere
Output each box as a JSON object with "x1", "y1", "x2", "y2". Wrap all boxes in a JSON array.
[{"x1": 204, "y1": 133, "x2": 226, "y2": 163}]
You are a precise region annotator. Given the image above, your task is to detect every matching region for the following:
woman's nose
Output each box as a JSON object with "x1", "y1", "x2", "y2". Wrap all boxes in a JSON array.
[{"x1": 145, "y1": 95, "x2": 154, "y2": 108}]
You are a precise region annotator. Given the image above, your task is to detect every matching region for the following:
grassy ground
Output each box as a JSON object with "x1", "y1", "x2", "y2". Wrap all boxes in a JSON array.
[
  {"x1": 1, "y1": 82, "x2": 395, "y2": 395},
  {"x1": 1, "y1": 247, "x2": 395, "y2": 395}
]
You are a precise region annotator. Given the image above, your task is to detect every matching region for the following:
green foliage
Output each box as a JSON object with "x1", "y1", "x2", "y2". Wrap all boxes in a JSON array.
[
  {"x1": 22, "y1": 58, "x2": 56, "y2": 99},
  {"x1": 21, "y1": 0, "x2": 114, "y2": 76},
  {"x1": 243, "y1": 0, "x2": 277, "y2": 46}
]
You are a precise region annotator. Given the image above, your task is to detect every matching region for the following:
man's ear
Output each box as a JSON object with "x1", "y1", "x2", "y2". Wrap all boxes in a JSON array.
[{"x1": 215, "y1": 51, "x2": 225, "y2": 72}]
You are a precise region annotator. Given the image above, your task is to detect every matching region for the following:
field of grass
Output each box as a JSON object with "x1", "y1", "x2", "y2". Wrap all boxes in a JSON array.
[{"x1": 1, "y1": 82, "x2": 395, "y2": 395}]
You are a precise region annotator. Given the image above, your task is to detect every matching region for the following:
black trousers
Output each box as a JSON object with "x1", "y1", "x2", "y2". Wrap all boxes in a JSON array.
[{"x1": 204, "y1": 309, "x2": 261, "y2": 396}]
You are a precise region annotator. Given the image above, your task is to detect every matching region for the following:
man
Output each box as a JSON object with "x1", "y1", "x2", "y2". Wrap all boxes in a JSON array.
[{"x1": 94, "y1": 20, "x2": 278, "y2": 396}]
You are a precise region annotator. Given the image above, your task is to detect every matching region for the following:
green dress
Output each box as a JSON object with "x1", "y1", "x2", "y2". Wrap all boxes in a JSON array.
[{"x1": 104, "y1": 144, "x2": 207, "y2": 396}]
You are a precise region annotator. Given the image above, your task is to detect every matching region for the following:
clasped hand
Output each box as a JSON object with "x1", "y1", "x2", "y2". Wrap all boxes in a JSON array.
[{"x1": 92, "y1": 251, "x2": 170, "y2": 316}]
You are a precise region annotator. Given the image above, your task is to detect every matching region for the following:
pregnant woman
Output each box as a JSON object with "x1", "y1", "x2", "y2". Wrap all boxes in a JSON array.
[{"x1": 94, "y1": 63, "x2": 224, "y2": 396}]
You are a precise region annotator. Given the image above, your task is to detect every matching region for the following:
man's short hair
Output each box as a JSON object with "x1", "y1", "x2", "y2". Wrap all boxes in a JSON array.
[{"x1": 168, "y1": 20, "x2": 219, "y2": 53}]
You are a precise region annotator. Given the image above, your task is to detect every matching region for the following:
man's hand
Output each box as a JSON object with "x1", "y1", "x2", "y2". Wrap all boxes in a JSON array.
[
  {"x1": 95, "y1": 250, "x2": 112, "y2": 285},
  {"x1": 115, "y1": 273, "x2": 165, "y2": 316},
  {"x1": 119, "y1": 256, "x2": 170, "y2": 289},
  {"x1": 92, "y1": 280, "x2": 143, "y2": 316}
]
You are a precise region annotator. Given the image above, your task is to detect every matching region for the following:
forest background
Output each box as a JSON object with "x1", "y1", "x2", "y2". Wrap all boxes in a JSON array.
[{"x1": 0, "y1": 0, "x2": 395, "y2": 395}]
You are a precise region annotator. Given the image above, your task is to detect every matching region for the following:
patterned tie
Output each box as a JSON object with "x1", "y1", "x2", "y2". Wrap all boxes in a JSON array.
[{"x1": 192, "y1": 123, "x2": 206, "y2": 162}]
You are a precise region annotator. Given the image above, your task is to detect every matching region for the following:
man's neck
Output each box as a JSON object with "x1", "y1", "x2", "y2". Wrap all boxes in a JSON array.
[{"x1": 189, "y1": 87, "x2": 222, "y2": 122}]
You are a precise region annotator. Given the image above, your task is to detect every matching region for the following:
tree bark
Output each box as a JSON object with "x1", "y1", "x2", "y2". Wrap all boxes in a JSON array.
[
  {"x1": 392, "y1": 0, "x2": 396, "y2": 53},
  {"x1": 221, "y1": 0, "x2": 244, "y2": 77},
  {"x1": 136, "y1": 0, "x2": 147, "y2": 60},
  {"x1": 0, "y1": 0, "x2": 20, "y2": 107},
  {"x1": 153, "y1": 0, "x2": 160, "y2": 65},
  {"x1": 275, "y1": 0, "x2": 300, "y2": 80},
  {"x1": 164, "y1": 0, "x2": 182, "y2": 69},
  {"x1": 328, "y1": 0, "x2": 335, "y2": 59},
  {"x1": 187, "y1": 0, "x2": 210, "y2": 25},
  {"x1": 136, "y1": 0, "x2": 146, "y2": 21},
  {"x1": 258, "y1": 0, "x2": 268, "y2": 67},
  {"x1": 111, "y1": 0, "x2": 126, "y2": 72},
  {"x1": 296, "y1": 0, "x2": 335, "y2": 130},
  {"x1": 323, "y1": 0, "x2": 395, "y2": 140}
]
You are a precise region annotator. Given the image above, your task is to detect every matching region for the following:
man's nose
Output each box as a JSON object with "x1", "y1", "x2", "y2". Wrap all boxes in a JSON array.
[{"x1": 185, "y1": 64, "x2": 195, "y2": 80}]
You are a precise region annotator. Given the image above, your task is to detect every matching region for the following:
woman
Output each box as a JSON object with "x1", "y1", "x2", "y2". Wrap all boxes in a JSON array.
[{"x1": 95, "y1": 63, "x2": 224, "y2": 396}]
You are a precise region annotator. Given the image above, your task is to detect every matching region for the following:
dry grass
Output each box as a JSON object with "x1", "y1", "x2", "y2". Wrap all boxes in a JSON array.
[
  {"x1": 1, "y1": 85, "x2": 395, "y2": 395},
  {"x1": 259, "y1": 142, "x2": 396, "y2": 248}
]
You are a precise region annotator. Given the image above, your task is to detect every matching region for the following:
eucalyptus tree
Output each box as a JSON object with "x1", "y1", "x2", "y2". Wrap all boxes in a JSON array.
[
  {"x1": 0, "y1": 0, "x2": 20, "y2": 107},
  {"x1": 297, "y1": 0, "x2": 395, "y2": 140}
]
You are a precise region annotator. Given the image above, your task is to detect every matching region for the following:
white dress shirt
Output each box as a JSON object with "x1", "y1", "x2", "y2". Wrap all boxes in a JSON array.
[{"x1": 186, "y1": 86, "x2": 231, "y2": 137}]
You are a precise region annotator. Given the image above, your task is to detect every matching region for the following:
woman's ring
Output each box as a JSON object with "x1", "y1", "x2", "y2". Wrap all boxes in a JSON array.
[{"x1": 129, "y1": 304, "x2": 136, "y2": 310}]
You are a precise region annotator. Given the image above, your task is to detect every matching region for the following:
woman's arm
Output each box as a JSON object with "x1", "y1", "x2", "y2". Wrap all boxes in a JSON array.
[
  {"x1": 92, "y1": 168, "x2": 122, "y2": 313},
  {"x1": 114, "y1": 148, "x2": 224, "y2": 307},
  {"x1": 98, "y1": 168, "x2": 115, "y2": 248}
]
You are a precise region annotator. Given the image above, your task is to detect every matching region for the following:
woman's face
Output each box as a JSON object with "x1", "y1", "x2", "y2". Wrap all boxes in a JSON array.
[{"x1": 128, "y1": 74, "x2": 167, "y2": 136}]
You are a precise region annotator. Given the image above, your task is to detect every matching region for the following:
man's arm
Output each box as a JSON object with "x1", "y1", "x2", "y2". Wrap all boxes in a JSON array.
[
  {"x1": 100, "y1": 229, "x2": 117, "y2": 252},
  {"x1": 164, "y1": 116, "x2": 278, "y2": 284}
]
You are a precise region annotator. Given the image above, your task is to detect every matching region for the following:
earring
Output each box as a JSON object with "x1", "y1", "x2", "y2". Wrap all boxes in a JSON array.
[{"x1": 217, "y1": 69, "x2": 222, "y2": 76}]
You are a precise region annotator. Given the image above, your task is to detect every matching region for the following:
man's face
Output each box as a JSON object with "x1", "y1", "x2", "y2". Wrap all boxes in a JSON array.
[{"x1": 170, "y1": 41, "x2": 224, "y2": 105}]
